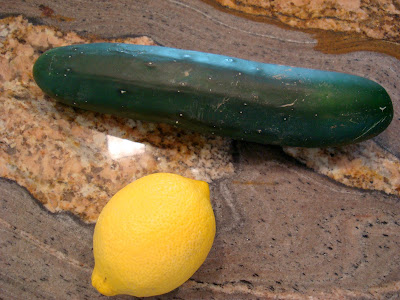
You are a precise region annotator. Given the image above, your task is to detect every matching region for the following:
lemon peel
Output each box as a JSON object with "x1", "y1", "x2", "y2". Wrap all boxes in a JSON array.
[{"x1": 91, "y1": 173, "x2": 216, "y2": 297}]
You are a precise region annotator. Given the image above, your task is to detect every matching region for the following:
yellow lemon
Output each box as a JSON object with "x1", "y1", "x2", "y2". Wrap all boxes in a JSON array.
[{"x1": 91, "y1": 172, "x2": 216, "y2": 297}]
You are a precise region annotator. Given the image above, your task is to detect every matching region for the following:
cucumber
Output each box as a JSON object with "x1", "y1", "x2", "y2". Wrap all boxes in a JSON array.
[{"x1": 33, "y1": 43, "x2": 393, "y2": 147}]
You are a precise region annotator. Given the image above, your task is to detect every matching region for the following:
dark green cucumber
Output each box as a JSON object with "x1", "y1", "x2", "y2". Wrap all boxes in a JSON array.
[{"x1": 33, "y1": 43, "x2": 393, "y2": 147}]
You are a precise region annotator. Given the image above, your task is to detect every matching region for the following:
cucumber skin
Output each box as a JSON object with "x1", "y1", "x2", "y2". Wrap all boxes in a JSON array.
[{"x1": 33, "y1": 43, "x2": 393, "y2": 147}]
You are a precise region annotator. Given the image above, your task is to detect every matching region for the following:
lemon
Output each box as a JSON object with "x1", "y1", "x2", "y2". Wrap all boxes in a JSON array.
[{"x1": 91, "y1": 173, "x2": 216, "y2": 297}]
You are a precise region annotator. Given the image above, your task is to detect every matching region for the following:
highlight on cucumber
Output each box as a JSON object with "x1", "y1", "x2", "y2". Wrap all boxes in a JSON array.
[{"x1": 33, "y1": 43, "x2": 393, "y2": 148}]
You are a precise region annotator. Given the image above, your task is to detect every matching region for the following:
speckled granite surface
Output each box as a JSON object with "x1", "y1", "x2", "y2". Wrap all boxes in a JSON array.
[
  {"x1": 2, "y1": 146, "x2": 400, "y2": 299},
  {"x1": 1, "y1": 0, "x2": 400, "y2": 299},
  {"x1": 1, "y1": 16, "x2": 398, "y2": 221},
  {"x1": 0, "y1": 16, "x2": 234, "y2": 222},
  {"x1": 284, "y1": 141, "x2": 400, "y2": 197}
]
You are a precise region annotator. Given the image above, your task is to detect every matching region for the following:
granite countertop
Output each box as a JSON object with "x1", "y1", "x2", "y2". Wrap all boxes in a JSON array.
[{"x1": 1, "y1": 1, "x2": 399, "y2": 299}]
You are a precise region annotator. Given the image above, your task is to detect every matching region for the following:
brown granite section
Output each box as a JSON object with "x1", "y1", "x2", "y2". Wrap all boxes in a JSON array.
[
  {"x1": 203, "y1": 0, "x2": 400, "y2": 59},
  {"x1": 205, "y1": 143, "x2": 400, "y2": 299},
  {"x1": 0, "y1": 16, "x2": 234, "y2": 223},
  {"x1": 284, "y1": 140, "x2": 400, "y2": 197},
  {"x1": 206, "y1": 0, "x2": 400, "y2": 42}
]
